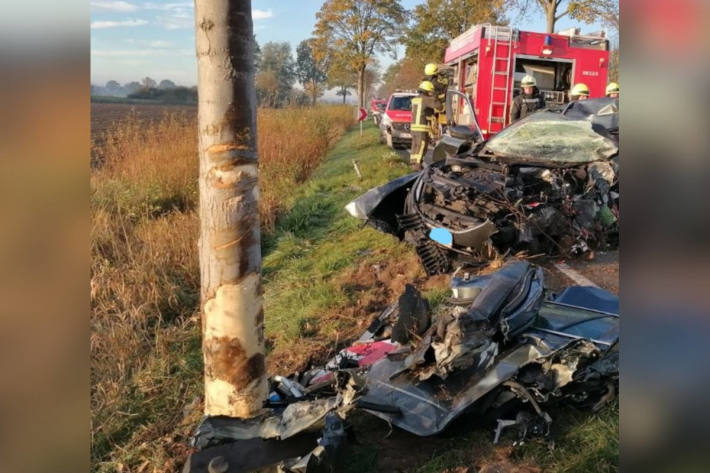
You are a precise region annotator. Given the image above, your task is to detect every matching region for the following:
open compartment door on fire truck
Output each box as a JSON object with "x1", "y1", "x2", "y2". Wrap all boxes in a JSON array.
[{"x1": 512, "y1": 57, "x2": 574, "y2": 107}]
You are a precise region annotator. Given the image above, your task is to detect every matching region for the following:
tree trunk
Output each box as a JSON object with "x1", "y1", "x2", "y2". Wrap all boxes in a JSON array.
[
  {"x1": 311, "y1": 81, "x2": 317, "y2": 106},
  {"x1": 195, "y1": 0, "x2": 267, "y2": 418},
  {"x1": 341, "y1": 86, "x2": 346, "y2": 104},
  {"x1": 357, "y1": 66, "x2": 366, "y2": 109},
  {"x1": 545, "y1": 3, "x2": 556, "y2": 34}
]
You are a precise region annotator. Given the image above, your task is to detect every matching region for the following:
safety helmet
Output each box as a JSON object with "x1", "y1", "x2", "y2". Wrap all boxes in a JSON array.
[
  {"x1": 418, "y1": 80, "x2": 435, "y2": 93},
  {"x1": 605, "y1": 82, "x2": 619, "y2": 95},
  {"x1": 520, "y1": 75, "x2": 536, "y2": 87},
  {"x1": 424, "y1": 63, "x2": 438, "y2": 76},
  {"x1": 571, "y1": 83, "x2": 590, "y2": 96}
]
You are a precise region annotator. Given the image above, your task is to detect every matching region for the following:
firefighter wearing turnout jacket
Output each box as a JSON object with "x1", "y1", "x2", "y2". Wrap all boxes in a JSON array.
[
  {"x1": 510, "y1": 75, "x2": 545, "y2": 123},
  {"x1": 424, "y1": 63, "x2": 448, "y2": 104},
  {"x1": 410, "y1": 80, "x2": 441, "y2": 170}
]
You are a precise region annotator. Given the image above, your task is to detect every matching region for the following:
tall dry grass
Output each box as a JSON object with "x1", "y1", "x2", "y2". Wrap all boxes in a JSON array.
[{"x1": 90, "y1": 105, "x2": 355, "y2": 471}]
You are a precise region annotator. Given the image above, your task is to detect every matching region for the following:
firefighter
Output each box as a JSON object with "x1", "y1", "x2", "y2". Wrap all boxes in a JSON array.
[
  {"x1": 410, "y1": 80, "x2": 440, "y2": 170},
  {"x1": 606, "y1": 82, "x2": 619, "y2": 98},
  {"x1": 570, "y1": 83, "x2": 590, "y2": 101},
  {"x1": 424, "y1": 63, "x2": 448, "y2": 103},
  {"x1": 510, "y1": 75, "x2": 545, "y2": 123}
]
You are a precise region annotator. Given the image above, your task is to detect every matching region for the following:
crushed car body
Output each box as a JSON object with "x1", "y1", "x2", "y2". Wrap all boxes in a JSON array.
[
  {"x1": 346, "y1": 98, "x2": 620, "y2": 275},
  {"x1": 183, "y1": 261, "x2": 618, "y2": 472}
]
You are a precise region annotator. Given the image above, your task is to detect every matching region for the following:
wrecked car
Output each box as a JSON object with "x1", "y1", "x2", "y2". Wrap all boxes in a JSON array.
[
  {"x1": 183, "y1": 261, "x2": 618, "y2": 472},
  {"x1": 346, "y1": 96, "x2": 619, "y2": 275}
]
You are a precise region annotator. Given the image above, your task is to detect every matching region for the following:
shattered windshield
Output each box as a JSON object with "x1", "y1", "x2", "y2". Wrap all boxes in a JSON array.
[{"x1": 483, "y1": 111, "x2": 618, "y2": 165}]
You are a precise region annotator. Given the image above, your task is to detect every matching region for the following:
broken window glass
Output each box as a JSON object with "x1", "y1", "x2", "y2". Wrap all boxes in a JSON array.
[{"x1": 483, "y1": 112, "x2": 618, "y2": 164}]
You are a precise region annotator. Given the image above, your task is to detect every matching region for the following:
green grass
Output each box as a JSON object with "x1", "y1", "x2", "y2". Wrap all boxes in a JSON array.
[{"x1": 261, "y1": 122, "x2": 419, "y2": 366}]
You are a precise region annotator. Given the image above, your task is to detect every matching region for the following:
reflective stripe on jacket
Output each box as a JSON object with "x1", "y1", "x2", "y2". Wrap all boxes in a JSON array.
[{"x1": 411, "y1": 94, "x2": 440, "y2": 132}]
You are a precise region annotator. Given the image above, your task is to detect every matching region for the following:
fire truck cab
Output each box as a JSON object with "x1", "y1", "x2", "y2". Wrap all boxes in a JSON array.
[{"x1": 444, "y1": 24, "x2": 610, "y2": 138}]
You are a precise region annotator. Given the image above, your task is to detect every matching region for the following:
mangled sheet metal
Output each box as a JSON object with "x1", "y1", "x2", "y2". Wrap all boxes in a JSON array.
[
  {"x1": 183, "y1": 261, "x2": 618, "y2": 472},
  {"x1": 346, "y1": 98, "x2": 620, "y2": 275}
]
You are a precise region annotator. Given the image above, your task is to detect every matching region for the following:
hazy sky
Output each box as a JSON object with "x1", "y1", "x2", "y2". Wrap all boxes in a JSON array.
[{"x1": 90, "y1": 0, "x2": 606, "y2": 87}]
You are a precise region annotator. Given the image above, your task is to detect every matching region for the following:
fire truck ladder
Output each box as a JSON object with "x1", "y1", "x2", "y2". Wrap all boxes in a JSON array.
[{"x1": 487, "y1": 25, "x2": 514, "y2": 133}]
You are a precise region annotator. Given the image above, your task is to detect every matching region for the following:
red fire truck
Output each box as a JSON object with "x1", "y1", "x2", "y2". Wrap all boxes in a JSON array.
[{"x1": 443, "y1": 24, "x2": 610, "y2": 138}]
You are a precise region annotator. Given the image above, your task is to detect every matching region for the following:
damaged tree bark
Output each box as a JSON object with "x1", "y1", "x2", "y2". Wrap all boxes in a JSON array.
[{"x1": 195, "y1": 0, "x2": 267, "y2": 417}]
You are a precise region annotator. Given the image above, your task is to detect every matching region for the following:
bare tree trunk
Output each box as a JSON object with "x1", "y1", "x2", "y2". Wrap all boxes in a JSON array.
[
  {"x1": 311, "y1": 81, "x2": 317, "y2": 106},
  {"x1": 195, "y1": 0, "x2": 267, "y2": 418},
  {"x1": 357, "y1": 66, "x2": 366, "y2": 109},
  {"x1": 545, "y1": 6, "x2": 556, "y2": 34}
]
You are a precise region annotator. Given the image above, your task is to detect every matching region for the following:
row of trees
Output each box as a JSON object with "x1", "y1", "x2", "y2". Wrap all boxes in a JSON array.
[
  {"x1": 91, "y1": 77, "x2": 186, "y2": 97},
  {"x1": 253, "y1": 38, "x2": 380, "y2": 108},
  {"x1": 310, "y1": 0, "x2": 618, "y2": 107}
]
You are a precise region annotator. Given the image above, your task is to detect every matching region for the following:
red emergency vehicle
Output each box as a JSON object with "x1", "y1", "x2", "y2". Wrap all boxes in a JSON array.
[{"x1": 444, "y1": 24, "x2": 610, "y2": 138}]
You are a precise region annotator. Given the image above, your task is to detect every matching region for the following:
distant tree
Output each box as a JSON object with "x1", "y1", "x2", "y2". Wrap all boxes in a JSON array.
[
  {"x1": 255, "y1": 69, "x2": 280, "y2": 107},
  {"x1": 295, "y1": 39, "x2": 328, "y2": 105},
  {"x1": 335, "y1": 87, "x2": 352, "y2": 104},
  {"x1": 141, "y1": 76, "x2": 157, "y2": 89},
  {"x1": 312, "y1": 0, "x2": 406, "y2": 109},
  {"x1": 124, "y1": 81, "x2": 142, "y2": 94},
  {"x1": 569, "y1": 0, "x2": 618, "y2": 37},
  {"x1": 104, "y1": 80, "x2": 122, "y2": 94},
  {"x1": 159, "y1": 79, "x2": 176, "y2": 89},
  {"x1": 378, "y1": 56, "x2": 424, "y2": 97},
  {"x1": 510, "y1": 0, "x2": 617, "y2": 34},
  {"x1": 363, "y1": 65, "x2": 380, "y2": 102},
  {"x1": 405, "y1": 0, "x2": 506, "y2": 63},
  {"x1": 608, "y1": 47, "x2": 618, "y2": 82},
  {"x1": 256, "y1": 42, "x2": 296, "y2": 107},
  {"x1": 327, "y1": 59, "x2": 356, "y2": 104}
]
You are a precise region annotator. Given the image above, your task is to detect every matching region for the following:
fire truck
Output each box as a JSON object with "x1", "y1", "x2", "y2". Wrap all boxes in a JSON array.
[{"x1": 443, "y1": 24, "x2": 610, "y2": 138}]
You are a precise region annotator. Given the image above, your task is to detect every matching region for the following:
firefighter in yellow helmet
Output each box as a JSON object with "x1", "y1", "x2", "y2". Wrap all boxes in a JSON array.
[
  {"x1": 605, "y1": 82, "x2": 619, "y2": 98},
  {"x1": 510, "y1": 75, "x2": 545, "y2": 122},
  {"x1": 410, "y1": 80, "x2": 441, "y2": 170},
  {"x1": 424, "y1": 63, "x2": 448, "y2": 104},
  {"x1": 570, "y1": 83, "x2": 590, "y2": 101}
]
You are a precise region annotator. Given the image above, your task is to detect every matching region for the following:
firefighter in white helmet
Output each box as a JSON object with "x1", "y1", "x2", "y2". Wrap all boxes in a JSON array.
[{"x1": 510, "y1": 75, "x2": 545, "y2": 122}]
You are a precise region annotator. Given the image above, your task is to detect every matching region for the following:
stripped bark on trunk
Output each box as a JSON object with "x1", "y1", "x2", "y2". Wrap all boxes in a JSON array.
[{"x1": 195, "y1": 0, "x2": 267, "y2": 418}]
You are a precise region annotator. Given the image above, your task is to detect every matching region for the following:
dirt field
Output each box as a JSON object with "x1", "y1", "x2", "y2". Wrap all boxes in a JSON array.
[
  {"x1": 91, "y1": 102, "x2": 196, "y2": 134},
  {"x1": 91, "y1": 103, "x2": 196, "y2": 161}
]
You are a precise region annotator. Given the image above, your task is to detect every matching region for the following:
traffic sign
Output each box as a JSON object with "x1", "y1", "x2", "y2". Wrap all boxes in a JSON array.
[{"x1": 358, "y1": 107, "x2": 367, "y2": 121}]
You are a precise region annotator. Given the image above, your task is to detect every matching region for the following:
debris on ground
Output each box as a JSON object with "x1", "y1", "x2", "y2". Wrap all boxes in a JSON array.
[{"x1": 182, "y1": 260, "x2": 619, "y2": 472}]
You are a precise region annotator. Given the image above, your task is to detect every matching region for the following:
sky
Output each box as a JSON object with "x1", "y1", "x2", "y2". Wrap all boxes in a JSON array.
[{"x1": 90, "y1": 0, "x2": 607, "y2": 88}]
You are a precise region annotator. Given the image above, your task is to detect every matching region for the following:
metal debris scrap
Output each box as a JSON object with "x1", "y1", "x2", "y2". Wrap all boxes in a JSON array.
[{"x1": 183, "y1": 261, "x2": 619, "y2": 472}]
